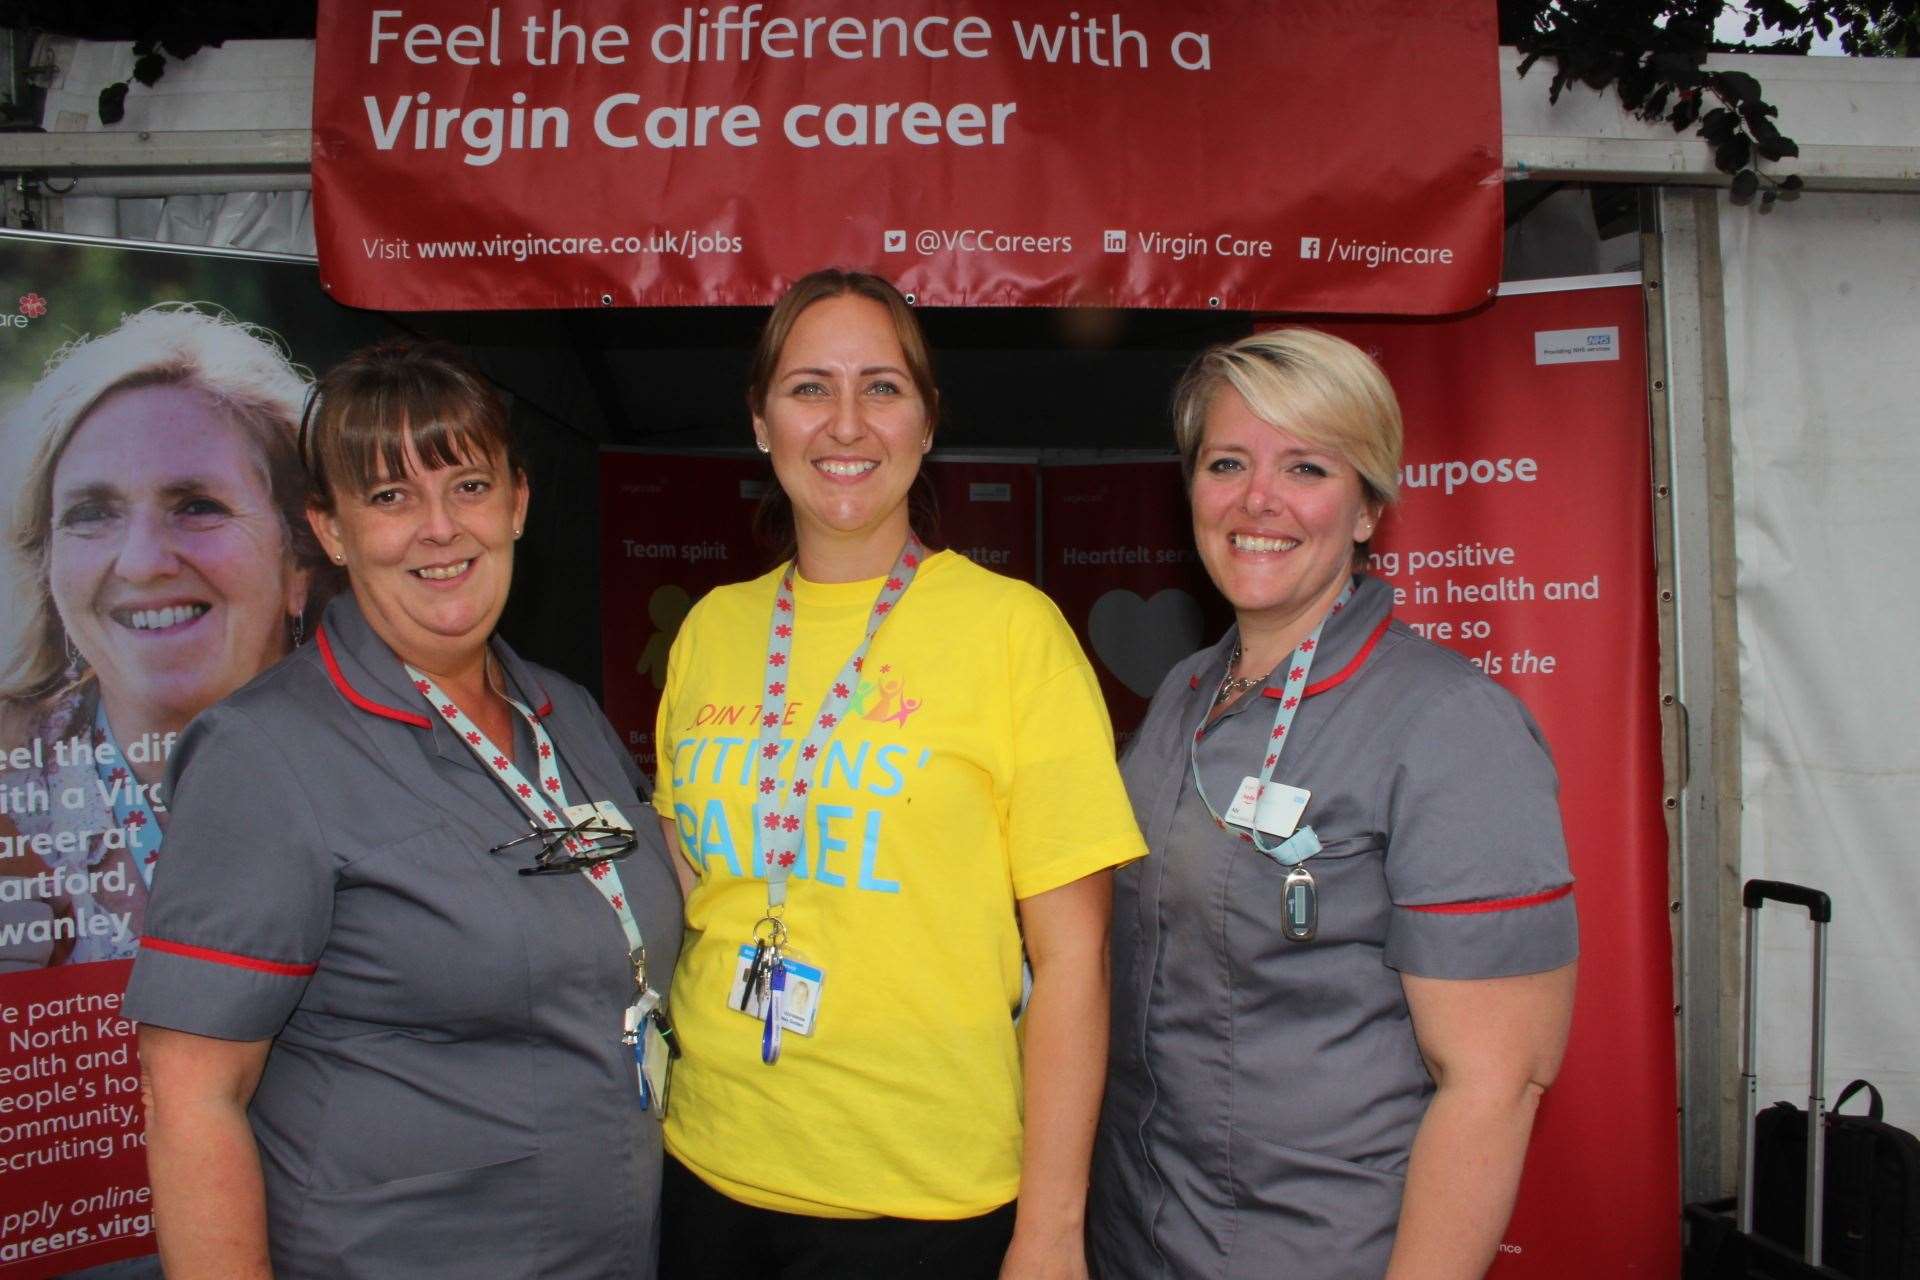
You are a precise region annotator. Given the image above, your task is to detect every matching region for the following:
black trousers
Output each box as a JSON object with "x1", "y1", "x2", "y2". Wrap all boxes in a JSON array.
[{"x1": 660, "y1": 1155, "x2": 1017, "y2": 1280}]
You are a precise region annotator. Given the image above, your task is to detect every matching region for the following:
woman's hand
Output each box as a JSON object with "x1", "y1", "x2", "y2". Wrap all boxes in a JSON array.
[
  {"x1": 1000, "y1": 1222, "x2": 1091, "y2": 1280},
  {"x1": 140, "y1": 1024, "x2": 275, "y2": 1280},
  {"x1": 1002, "y1": 870, "x2": 1112, "y2": 1280},
  {"x1": 1385, "y1": 962, "x2": 1577, "y2": 1280}
]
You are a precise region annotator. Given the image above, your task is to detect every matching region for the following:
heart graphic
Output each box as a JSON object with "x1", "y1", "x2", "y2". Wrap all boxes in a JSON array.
[{"x1": 1088, "y1": 589, "x2": 1205, "y2": 698}]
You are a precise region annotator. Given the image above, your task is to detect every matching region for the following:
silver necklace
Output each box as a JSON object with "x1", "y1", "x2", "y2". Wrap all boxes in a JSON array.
[{"x1": 1213, "y1": 644, "x2": 1270, "y2": 706}]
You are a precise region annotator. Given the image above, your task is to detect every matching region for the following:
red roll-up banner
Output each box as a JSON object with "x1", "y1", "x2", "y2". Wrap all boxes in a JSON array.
[
  {"x1": 599, "y1": 451, "x2": 768, "y2": 777},
  {"x1": 312, "y1": 1, "x2": 1502, "y2": 313},
  {"x1": 1309, "y1": 279, "x2": 1677, "y2": 1275},
  {"x1": 923, "y1": 454, "x2": 1040, "y2": 585},
  {"x1": 1039, "y1": 281, "x2": 1674, "y2": 1275}
]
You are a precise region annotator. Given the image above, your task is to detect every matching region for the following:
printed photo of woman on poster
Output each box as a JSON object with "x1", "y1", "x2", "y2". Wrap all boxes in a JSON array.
[{"x1": 0, "y1": 303, "x2": 332, "y2": 970}]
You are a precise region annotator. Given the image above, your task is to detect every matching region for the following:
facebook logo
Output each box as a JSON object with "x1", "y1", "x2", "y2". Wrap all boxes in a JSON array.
[{"x1": 1299, "y1": 236, "x2": 1321, "y2": 260}]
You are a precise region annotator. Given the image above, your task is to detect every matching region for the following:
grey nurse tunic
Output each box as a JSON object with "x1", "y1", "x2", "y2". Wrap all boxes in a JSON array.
[
  {"x1": 1089, "y1": 575, "x2": 1577, "y2": 1280},
  {"x1": 124, "y1": 593, "x2": 681, "y2": 1280}
]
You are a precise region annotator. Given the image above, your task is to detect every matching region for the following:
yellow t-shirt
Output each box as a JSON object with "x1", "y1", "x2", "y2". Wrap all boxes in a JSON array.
[{"x1": 654, "y1": 551, "x2": 1144, "y2": 1219}]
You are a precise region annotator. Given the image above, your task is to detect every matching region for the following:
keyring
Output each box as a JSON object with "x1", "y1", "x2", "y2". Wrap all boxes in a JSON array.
[{"x1": 752, "y1": 915, "x2": 788, "y2": 950}]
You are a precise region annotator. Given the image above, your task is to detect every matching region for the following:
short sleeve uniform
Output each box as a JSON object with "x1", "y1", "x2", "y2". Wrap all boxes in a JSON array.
[
  {"x1": 123, "y1": 593, "x2": 682, "y2": 1280},
  {"x1": 653, "y1": 551, "x2": 1145, "y2": 1219},
  {"x1": 1089, "y1": 574, "x2": 1577, "y2": 1280}
]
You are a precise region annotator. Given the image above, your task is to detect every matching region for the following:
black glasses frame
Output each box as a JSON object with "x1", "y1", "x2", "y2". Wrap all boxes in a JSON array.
[{"x1": 491, "y1": 817, "x2": 638, "y2": 876}]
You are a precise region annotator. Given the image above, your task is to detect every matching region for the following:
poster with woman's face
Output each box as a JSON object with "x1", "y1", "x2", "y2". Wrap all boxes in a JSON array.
[{"x1": 0, "y1": 232, "x2": 394, "y2": 1278}]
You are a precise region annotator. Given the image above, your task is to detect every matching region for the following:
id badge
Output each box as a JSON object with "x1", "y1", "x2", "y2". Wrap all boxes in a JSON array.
[
  {"x1": 726, "y1": 944, "x2": 825, "y2": 1035},
  {"x1": 626, "y1": 1002, "x2": 673, "y2": 1115},
  {"x1": 639, "y1": 1012, "x2": 674, "y2": 1115},
  {"x1": 1223, "y1": 775, "x2": 1311, "y2": 839}
]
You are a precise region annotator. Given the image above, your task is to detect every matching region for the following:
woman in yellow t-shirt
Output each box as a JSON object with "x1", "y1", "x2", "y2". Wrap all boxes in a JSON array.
[{"x1": 653, "y1": 269, "x2": 1143, "y2": 1279}]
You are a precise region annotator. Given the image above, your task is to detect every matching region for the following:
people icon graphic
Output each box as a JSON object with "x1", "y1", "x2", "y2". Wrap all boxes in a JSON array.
[{"x1": 634, "y1": 584, "x2": 693, "y2": 690}]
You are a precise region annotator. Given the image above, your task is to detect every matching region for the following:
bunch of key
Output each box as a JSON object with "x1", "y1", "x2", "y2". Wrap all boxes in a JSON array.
[{"x1": 746, "y1": 930, "x2": 788, "y2": 1065}]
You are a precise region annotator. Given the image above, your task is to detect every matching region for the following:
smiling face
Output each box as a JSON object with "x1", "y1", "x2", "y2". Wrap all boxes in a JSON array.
[
  {"x1": 1190, "y1": 387, "x2": 1378, "y2": 644},
  {"x1": 307, "y1": 436, "x2": 528, "y2": 677},
  {"x1": 47, "y1": 383, "x2": 307, "y2": 735},
  {"x1": 754, "y1": 293, "x2": 930, "y2": 580}
]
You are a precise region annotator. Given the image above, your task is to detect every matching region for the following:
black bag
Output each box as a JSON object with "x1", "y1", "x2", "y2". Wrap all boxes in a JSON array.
[{"x1": 1753, "y1": 1079, "x2": 1920, "y2": 1279}]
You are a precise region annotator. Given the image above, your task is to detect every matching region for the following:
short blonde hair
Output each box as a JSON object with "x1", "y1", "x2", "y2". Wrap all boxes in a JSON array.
[{"x1": 1172, "y1": 328, "x2": 1402, "y2": 508}]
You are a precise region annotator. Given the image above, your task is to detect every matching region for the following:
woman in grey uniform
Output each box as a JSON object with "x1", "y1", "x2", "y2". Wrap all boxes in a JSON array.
[
  {"x1": 1089, "y1": 330, "x2": 1578, "y2": 1280},
  {"x1": 123, "y1": 342, "x2": 681, "y2": 1279}
]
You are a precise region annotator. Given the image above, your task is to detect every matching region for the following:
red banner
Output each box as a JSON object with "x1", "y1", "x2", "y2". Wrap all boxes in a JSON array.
[
  {"x1": 1038, "y1": 461, "x2": 1232, "y2": 747},
  {"x1": 1308, "y1": 281, "x2": 1676, "y2": 1274},
  {"x1": 0, "y1": 963, "x2": 152, "y2": 1275},
  {"x1": 312, "y1": 0, "x2": 1502, "y2": 313}
]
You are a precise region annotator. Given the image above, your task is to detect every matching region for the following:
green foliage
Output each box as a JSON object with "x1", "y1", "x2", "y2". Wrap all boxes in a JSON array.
[{"x1": 1500, "y1": 0, "x2": 1913, "y2": 207}]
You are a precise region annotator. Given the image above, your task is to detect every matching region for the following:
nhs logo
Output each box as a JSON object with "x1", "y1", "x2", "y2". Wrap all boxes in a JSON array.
[{"x1": 1534, "y1": 326, "x2": 1621, "y2": 366}]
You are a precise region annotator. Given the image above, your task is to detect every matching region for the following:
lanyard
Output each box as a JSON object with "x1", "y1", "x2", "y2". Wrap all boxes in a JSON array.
[
  {"x1": 750, "y1": 537, "x2": 923, "y2": 912},
  {"x1": 95, "y1": 704, "x2": 164, "y2": 888},
  {"x1": 406, "y1": 661, "x2": 649, "y2": 981},
  {"x1": 1188, "y1": 579, "x2": 1355, "y2": 864}
]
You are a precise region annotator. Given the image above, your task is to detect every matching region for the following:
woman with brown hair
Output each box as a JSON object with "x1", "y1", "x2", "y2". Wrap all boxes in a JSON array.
[
  {"x1": 124, "y1": 341, "x2": 681, "y2": 1278},
  {"x1": 653, "y1": 269, "x2": 1143, "y2": 1278}
]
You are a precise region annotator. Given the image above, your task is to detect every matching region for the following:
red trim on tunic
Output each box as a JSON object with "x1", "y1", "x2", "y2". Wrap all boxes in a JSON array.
[
  {"x1": 1260, "y1": 614, "x2": 1394, "y2": 700},
  {"x1": 140, "y1": 936, "x2": 318, "y2": 977},
  {"x1": 315, "y1": 626, "x2": 432, "y2": 729},
  {"x1": 1189, "y1": 674, "x2": 1201, "y2": 691},
  {"x1": 1401, "y1": 882, "x2": 1576, "y2": 916}
]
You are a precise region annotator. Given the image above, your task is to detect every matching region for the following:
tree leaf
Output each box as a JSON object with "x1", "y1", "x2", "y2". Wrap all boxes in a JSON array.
[
  {"x1": 1670, "y1": 95, "x2": 1702, "y2": 133},
  {"x1": 1756, "y1": 136, "x2": 1800, "y2": 161},
  {"x1": 1716, "y1": 70, "x2": 1764, "y2": 104},
  {"x1": 131, "y1": 52, "x2": 166, "y2": 88},
  {"x1": 1781, "y1": 174, "x2": 1806, "y2": 192},
  {"x1": 1701, "y1": 107, "x2": 1740, "y2": 146},
  {"x1": 97, "y1": 82, "x2": 128, "y2": 126},
  {"x1": 1715, "y1": 135, "x2": 1754, "y2": 174},
  {"x1": 1730, "y1": 169, "x2": 1760, "y2": 203}
]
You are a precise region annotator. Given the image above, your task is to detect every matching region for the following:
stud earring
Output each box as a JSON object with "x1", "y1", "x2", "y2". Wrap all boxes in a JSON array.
[{"x1": 755, "y1": 437, "x2": 770, "y2": 454}]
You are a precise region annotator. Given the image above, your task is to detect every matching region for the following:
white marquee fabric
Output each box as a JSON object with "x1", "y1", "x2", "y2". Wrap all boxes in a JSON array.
[
  {"x1": 1721, "y1": 189, "x2": 1920, "y2": 1127},
  {"x1": 35, "y1": 36, "x2": 315, "y2": 255}
]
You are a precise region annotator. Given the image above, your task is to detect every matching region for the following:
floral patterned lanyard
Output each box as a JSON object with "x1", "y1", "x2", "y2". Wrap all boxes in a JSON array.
[
  {"x1": 750, "y1": 537, "x2": 923, "y2": 912},
  {"x1": 404, "y1": 662, "x2": 650, "y2": 990},
  {"x1": 744, "y1": 538, "x2": 921, "y2": 1065}
]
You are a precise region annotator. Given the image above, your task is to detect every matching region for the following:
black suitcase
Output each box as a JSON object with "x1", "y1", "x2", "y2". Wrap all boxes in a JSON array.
[{"x1": 1683, "y1": 879, "x2": 1848, "y2": 1279}]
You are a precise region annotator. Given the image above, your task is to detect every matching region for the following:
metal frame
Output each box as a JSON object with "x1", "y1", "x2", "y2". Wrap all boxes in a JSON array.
[{"x1": 1653, "y1": 188, "x2": 1746, "y2": 1202}]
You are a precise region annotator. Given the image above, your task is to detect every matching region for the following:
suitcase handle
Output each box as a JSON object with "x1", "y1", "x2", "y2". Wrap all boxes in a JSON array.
[
  {"x1": 1739, "y1": 878, "x2": 1833, "y2": 1266},
  {"x1": 1743, "y1": 879, "x2": 1833, "y2": 923}
]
